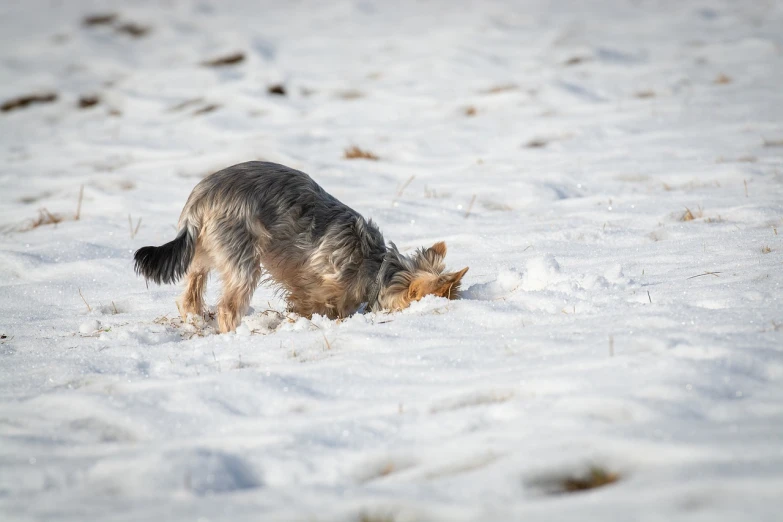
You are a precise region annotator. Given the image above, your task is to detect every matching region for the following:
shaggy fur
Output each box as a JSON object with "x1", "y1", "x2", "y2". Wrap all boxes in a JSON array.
[{"x1": 134, "y1": 161, "x2": 468, "y2": 333}]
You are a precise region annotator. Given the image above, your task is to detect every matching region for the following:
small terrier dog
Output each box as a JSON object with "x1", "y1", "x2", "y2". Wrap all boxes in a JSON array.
[{"x1": 135, "y1": 161, "x2": 468, "y2": 333}]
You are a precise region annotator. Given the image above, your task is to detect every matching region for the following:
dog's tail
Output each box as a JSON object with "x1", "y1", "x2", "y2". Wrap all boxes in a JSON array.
[{"x1": 134, "y1": 221, "x2": 198, "y2": 285}]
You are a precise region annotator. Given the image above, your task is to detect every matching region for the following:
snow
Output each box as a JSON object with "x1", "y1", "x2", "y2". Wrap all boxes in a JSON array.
[{"x1": 1, "y1": 0, "x2": 782, "y2": 520}]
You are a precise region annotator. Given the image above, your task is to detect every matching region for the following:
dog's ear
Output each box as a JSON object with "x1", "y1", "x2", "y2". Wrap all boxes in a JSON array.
[
  {"x1": 429, "y1": 241, "x2": 447, "y2": 257},
  {"x1": 451, "y1": 266, "x2": 469, "y2": 282},
  {"x1": 435, "y1": 267, "x2": 469, "y2": 298}
]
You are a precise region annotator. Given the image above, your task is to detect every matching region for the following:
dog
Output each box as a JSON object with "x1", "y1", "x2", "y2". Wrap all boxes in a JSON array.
[{"x1": 134, "y1": 161, "x2": 468, "y2": 333}]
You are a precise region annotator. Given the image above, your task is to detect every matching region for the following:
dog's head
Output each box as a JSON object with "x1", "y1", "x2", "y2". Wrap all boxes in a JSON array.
[{"x1": 378, "y1": 241, "x2": 469, "y2": 311}]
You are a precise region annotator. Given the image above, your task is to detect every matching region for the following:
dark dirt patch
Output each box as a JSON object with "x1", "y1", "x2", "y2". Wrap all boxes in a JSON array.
[
  {"x1": 193, "y1": 104, "x2": 220, "y2": 116},
  {"x1": 115, "y1": 22, "x2": 150, "y2": 38},
  {"x1": 563, "y1": 56, "x2": 591, "y2": 66},
  {"x1": 267, "y1": 84, "x2": 287, "y2": 96},
  {"x1": 78, "y1": 95, "x2": 100, "y2": 109},
  {"x1": 83, "y1": 13, "x2": 118, "y2": 26},
  {"x1": 1, "y1": 93, "x2": 58, "y2": 113},
  {"x1": 530, "y1": 466, "x2": 621, "y2": 495},
  {"x1": 525, "y1": 139, "x2": 548, "y2": 149},
  {"x1": 202, "y1": 52, "x2": 246, "y2": 67}
]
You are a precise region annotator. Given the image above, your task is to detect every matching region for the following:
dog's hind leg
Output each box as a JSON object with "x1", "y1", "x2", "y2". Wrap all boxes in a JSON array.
[
  {"x1": 210, "y1": 220, "x2": 265, "y2": 333},
  {"x1": 217, "y1": 259, "x2": 261, "y2": 333},
  {"x1": 179, "y1": 249, "x2": 211, "y2": 320}
]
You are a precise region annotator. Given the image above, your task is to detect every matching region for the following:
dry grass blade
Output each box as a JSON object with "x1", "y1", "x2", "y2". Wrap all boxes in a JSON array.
[
  {"x1": 75, "y1": 185, "x2": 84, "y2": 220},
  {"x1": 464, "y1": 194, "x2": 477, "y2": 218},
  {"x1": 395, "y1": 175, "x2": 415, "y2": 198},
  {"x1": 344, "y1": 146, "x2": 379, "y2": 161},
  {"x1": 687, "y1": 271, "x2": 721, "y2": 280},
  {"x1": 762, "y1": 138, "x2": 783, "y2": 148},
  {"x1": 128, "y1": 214, "x2": 142, "y2": 238},
  {"x1": 78, "y1": 288, "x2": 92, "y2": 312},
  {"x1": 761, "y1": 245, "x2": 772, "y2": 254}
]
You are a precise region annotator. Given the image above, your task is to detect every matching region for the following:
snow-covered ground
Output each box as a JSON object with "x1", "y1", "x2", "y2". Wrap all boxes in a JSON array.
[{"x1": 1, "y1": 0, "x2": 782, "y2": 520}]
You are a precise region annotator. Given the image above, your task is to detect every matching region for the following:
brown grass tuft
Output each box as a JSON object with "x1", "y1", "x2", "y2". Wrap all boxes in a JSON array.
[
  {"x1": 762, "y1": 245, "x2": 772, "y2": 254},
  {"x1": 344, "y1": 146, "x2": 379, "y2": 161},
  {"x1": 681, "y1": 206, "x2": 703, "y2": 221},
  {"x1": 560, "y1": 467, "x2": 620, "y2": 493},
  {"x1": 267, "y1": 84, "x2": 286, "y2": 96},
  {"x1": 714, "y1": 73, "x2": 732, "y2": 85},
  {"x1": 635, "y1": 90, "x2": 656, "y2": 99},
  {"x1": 464, "y1": 106, "x2": 477, "y2": 116},
  {"x1": 26, "y1": 208, "x2": 63, "y2": 230}
]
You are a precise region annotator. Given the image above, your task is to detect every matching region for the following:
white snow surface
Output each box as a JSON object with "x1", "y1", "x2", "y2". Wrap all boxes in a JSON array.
[{"x1": 1, "y1": 0, "x2": 783, "y2": 520}]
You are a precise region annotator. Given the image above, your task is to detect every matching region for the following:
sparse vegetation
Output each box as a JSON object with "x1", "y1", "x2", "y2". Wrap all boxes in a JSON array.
[
  {"x1": 762, "y1": 245, "x2": 772, "y2": 254},
  {"x1": 26, "y1": 208, "x2": 63, "y2": 230},
  {"x1": 681, "y1": 206, "x2": 703, "y2": 221},
  {"x1": 344, "y1": 146, "x2": 379, "y2": 160}
]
